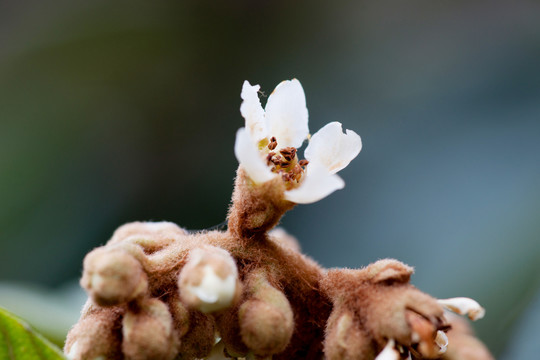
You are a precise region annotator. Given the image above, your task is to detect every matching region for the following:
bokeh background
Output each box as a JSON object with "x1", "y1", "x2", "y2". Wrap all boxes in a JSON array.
[{"x1": 1, "y1": 0, "x2": 539, "y2": 357}]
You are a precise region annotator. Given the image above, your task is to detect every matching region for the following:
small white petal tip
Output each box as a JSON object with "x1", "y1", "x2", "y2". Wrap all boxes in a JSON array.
[
  {"x1": 187, "y1": 265, "x2": 236, "y2": 313},
  {"x1": 435, "y1": 330, "x2": 449, "y2": 354},
  {"x1": 438, "y1": 297, "x2": 485, "y2": 321},
  {"x1": 375, "y1": 339, "x2": 400, "y2": 360}
]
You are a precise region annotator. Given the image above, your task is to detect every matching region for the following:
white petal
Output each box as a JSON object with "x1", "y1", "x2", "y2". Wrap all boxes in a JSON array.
[
  {"x1": 186, "y1": 265, "x2": 236, "y2": 313},
  {"x1": 438, "y1": 297, "x2": 486, "y2": 321},
  {"x1": 375, "y1": 339, "x2": 400, "y2": 360},
  {"x1": 234, "y1": 128, "x2": 276, "y2": 184},
  {"x1": 284, "y1": 161, "x2": 345, "y2": 204},
  {"x1": 264, "y1": 79, "x2": 309, "y2": 148},
  {"x1": 435, "y1": 330, "x2": 449, "y2": 354},
  {"x1": 240, "y1": 81, "x2": 267, "y2": 142},
  {"x1": 304, "y1": 121, "x2": 362, "y2": 174}
]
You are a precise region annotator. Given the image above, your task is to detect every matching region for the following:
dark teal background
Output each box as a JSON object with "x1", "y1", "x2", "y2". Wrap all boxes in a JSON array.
[{"x1": 1, "y1": 1, "x2": 539, "y2": 356}]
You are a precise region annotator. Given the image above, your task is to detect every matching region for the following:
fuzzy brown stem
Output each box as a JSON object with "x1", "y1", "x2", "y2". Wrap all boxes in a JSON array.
[{"x1": 227, "y1": 168, "x2": 294, "y2": 239}]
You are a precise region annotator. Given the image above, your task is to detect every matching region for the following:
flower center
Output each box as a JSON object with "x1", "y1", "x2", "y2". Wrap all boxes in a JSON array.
[{"x1": 264, "y1": 136, "x2": 309, "y2": 190}]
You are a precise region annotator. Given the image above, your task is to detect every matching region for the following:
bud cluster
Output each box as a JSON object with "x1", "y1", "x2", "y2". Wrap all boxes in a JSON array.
[{"x1": 66, "y1": 170, "x2": 492, "y2": 360}]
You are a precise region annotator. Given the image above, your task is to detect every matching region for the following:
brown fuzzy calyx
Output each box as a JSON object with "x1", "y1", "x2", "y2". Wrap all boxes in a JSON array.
[{"x1": 227, "y1": 168, "x2": 294, "y2": 239}]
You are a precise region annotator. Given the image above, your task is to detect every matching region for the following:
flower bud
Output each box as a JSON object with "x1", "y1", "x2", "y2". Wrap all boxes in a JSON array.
[
  {"x1": 122, "y1": 298, "x2": 178, "y2": 360},
  {"x1": 64, "y1": 302, "x2": 123, "y2": 360},
  {"x1": 81, "y1": 247, "x2": 148, "y2": 306},
  {"x1": 176, "y1": 310, "x2": 216, "y2": 359},
  {"x1": 109, "y1": 221, "x2": 188, "y2": 250},
  {"x1": 238, "y1": 272, "x2": 294, "y2": 357},
  {"x1": 178, "y1": 246, "x2": 240, "y2": 313}
]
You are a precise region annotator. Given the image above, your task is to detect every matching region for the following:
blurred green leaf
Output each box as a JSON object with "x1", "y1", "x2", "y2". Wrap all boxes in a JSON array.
[{"x1": 0, "y1": 306, "x2": 66, "y2": 360}]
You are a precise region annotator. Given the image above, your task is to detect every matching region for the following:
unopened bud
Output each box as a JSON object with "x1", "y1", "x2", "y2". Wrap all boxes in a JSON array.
[
  {"x1": 64, "y1": 303, "x2": 123, "y2": 360},
  {"x1": 81, "y1": 247, "x2": 148, "y2": 306},
  {"x1": 238, "y1": 272, "x2": 293, "y2": 356},
  {"x1": 179, "y1": 246, "x2": 240, "y2": 313},
  {"x1": 122, "y1": 299, "x2": 178, "y2": 360}
]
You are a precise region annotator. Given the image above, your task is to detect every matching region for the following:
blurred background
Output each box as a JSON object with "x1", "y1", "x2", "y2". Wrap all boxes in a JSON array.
[{"x1": 0, "y1": 0, "x2": 539, "y2": 357}]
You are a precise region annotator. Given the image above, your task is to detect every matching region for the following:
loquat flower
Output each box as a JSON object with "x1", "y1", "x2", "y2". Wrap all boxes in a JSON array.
[{"x1": 234, "y1": 79, "x2": 362, "y2": 204}]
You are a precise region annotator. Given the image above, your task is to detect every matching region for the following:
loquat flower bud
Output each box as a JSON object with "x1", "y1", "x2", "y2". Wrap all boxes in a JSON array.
[
  {"x1": 64, "y1": 301, "x2": 124, "y2": 360},
  {"x1": 122, "y1": 298, "x2": 179, "y2": 360},
  {"x1": 81, "y1": 247, "x2": 148, "y2": 306},
  {"x1": 238, "y1": 272, "x2": 294, "y2": 357},
  {"x1": 109, "y1": 221, "x2": 188, "y2": 250},
  {"x1": 178, "y1": 246, "x2": 241, "y2": 313},
  {"x1": 167, "y1": 296, "x2": 217, "y2": 358}
]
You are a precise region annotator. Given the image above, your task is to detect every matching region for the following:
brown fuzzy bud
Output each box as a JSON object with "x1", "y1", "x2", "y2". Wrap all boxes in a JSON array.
[
  {"x1": 176, "y1": 310, "x2": 216, "y2": 359},
  {"x1": 324, "y1": 311, "x2": 374, "y2": 360},
  {"x1": 238, "y1": 272, "x2": 294, "y2": 357},
  {"x1": 109, "y1": 221, "x2": 188, "y2": 250},
  {"x1": 81, "y1": 247, "x2": 148, "y2": 306},
  {"x1": 122, "y1": 299, "x2": 179, "y2": 360},
  {"x1": 178, "y1": 246, "x2": 241, "y2": 313},
  {"x1": 64, "y1": 301, "x2": 124, "y2": 360},
  {"x1": 322, "y1": 260, "x2": 447, "y2": 359}
]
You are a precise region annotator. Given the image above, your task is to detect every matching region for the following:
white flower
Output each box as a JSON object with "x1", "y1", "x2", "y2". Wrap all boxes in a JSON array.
[{"x1": 234, "y1": 79, "x2": 362, "y2": 204}]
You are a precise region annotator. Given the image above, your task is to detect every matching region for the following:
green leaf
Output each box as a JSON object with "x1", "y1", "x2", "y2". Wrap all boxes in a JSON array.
[{"x1": 0, "y1": 306, "x2": 67, "y2": 360}]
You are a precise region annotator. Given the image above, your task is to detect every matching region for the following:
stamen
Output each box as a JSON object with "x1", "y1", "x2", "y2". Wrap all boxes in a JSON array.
[
  {"x1": 280, "y1": 147, "x2": 297, "y2": 162},
  {"x1": 268, "y1": 137, "x2": 277, "y2": 150},
  {"x1": 271, "y1": 155, "x2": 283, "y2": 166},
  {"x1": 298, "y1": 159, "x2": 309, "y2": 167},
  {"x1": 266, "y1": 152, "x2": 276, "y2": 165},
  {"x1": 291, "y1": 164, "x2": 303, "y2": 181}
]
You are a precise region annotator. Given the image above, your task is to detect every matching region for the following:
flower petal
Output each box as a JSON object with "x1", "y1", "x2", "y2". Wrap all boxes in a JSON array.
[
  {"x1": 186, "y1": 265, "x2": 237, "y2": 313},
  {"x1": 438, "y1": 297, "x2": 486, "y2": 321},
  {"x1": 264, "y1": 79, "x2": 309, "y2": 148},
  {"x1": 234, "y1": 128, "x2": 275, "y2": 184},
  {"x1": 240, "y1": 81, "x2": 267, "y2": 142},
  {"x1": 284, "y1": 161, "x2": 345, "y2": 204},
  {"x1": 304, "y1": 121, "x2": 362, "y2": 174},
  {"x1": 435, "y1": 330, "x2": 449, "y2": 354},
  {"x1": 375, "y1": 339, "x2": 400, "y2": 360}
]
